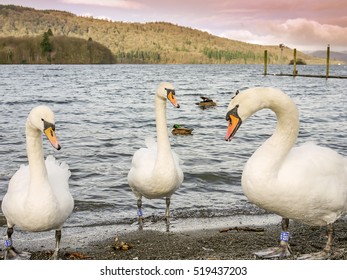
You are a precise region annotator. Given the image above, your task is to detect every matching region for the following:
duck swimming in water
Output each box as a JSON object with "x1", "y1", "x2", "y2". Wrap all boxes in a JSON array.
[
  {"x1": 171, "y1": 124, "x2": 193, "y2": 135},
  {"x1": 196, "y1": 96, "x2": 216, "y2": 108}
]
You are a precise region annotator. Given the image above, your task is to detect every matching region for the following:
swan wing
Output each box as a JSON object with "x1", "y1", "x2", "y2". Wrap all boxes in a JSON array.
[
  {"x1": 130, "y1": 137, "x2": 157, "y2": 170},
  {"x1": 46, "y1": 155, "x2": 71, "y2": 190},
  {"x1": 277, "y1": 142, "x2": 347, "y2": 223},
  {"x1": 171, "y1": 149, "x2": 184, "y2": 183},
  {"x1": 281, "y1": 142, "x2": 347, "y2": 187},
  {"x1": 128, "y1": 138, "x2": 157, "y2": 191},
  {"x1": 5, "y1": 164, "x2": 30, "y2": 194},
  {"x1": 46, "y1": 154, "x2": 74, "y2": 213},
  {"x1": 1, "y1": 165, "x2": 30, "y2": 226}
]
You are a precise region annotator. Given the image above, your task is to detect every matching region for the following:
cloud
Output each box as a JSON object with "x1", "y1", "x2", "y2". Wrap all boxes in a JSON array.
[
  {"x1": 221, "y1": 18, "x2": 347, "y2": 51},
  {"x1": 81, "y1": 12, "x2": 113, "y2": 21},
  {"x1": 61, "y1": 0, "x2": 144, "y2": 9},
  {"x1": 220, "y1": 30, "x2": 274, "y2": 45},
  {"x1": 269, "y1": 18, "x2": 347, "y2": 50}
]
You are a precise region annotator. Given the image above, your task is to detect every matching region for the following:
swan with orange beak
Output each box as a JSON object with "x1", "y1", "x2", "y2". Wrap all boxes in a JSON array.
[
  {"x1": 2, "y1": 105, "x2": 73, "y2": 260},
  {"x1": 224, "y1": 87, "x2": 347, "y2": 259},
  {"x1": 42, "y1": 118, "x2": 61, "y2": 150},
  {"x1": 128, "y1": 82, "x2": 183, "y2": 232}
]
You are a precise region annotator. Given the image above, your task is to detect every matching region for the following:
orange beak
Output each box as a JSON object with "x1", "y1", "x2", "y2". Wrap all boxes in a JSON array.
[
  {"x1": 167, "y1": 91, "x2": 180, "y2": 108},
  {"x1": 44, "y1": 127, "x2": 61, "y2": 150},
  {"x1": 225, "y1": 110, "x2": 242, "y2": 141}
]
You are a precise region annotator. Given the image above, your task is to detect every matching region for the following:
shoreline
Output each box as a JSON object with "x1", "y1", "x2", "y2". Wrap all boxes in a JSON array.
[{"x1": 1, "y1": 215, "x2": 346, "y2": 260}]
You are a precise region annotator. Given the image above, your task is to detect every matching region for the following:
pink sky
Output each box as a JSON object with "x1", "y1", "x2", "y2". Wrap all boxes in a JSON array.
[{"x1": 1, "y1": 0, "x2": 347, "y2": 51}]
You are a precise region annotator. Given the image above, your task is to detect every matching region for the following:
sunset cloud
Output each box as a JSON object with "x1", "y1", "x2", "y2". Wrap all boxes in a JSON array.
[
  {"x1": 272, "y1": 19, "x2": 347, "y2": 46},
  {"x1": 1, "y1": 0, "x2": 346, "y2": 51},
  {"x1": 220, "y1": 18, "x2": 347, "y2": 51},
  {"x1": 61, "y1": 0, "x2": 144, "y2": 9}
]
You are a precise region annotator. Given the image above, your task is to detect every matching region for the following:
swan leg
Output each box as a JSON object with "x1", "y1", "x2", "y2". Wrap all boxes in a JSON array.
[
  {"x1": 165, "y1": 197, "x2": 170, "y2": 232},
  {"x1": 50, "y1": 230, "x2": 61, "y2": 260},
  {"x1": 254, "y1": 218, "x2": 292, "y2": 259},
  {"x1": 137, "y1": 198, "x2": 144, "y2": 230},
  {"x1": 4, "y1": 227, "x2": 31, "y2": 260},
  {"x1": 298, "y1": 223, "x2": 334, "y2": 260}
]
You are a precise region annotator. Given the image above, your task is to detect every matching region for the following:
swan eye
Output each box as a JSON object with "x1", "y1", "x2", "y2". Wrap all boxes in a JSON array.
[
  {"x1": 42, "y1": 119, "x2": 56, "y2": 131},
  {"x1": 226, "y1": 105, "x2": 240, "y2": 121},
  {"x1": 165, "y1": 88, "x2": 175, "y2": 96}
]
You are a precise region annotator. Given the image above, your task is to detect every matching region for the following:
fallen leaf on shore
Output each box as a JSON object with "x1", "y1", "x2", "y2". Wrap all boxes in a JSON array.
[
  {"x1": 219, "y1": 226, "x2": 265, "y2": 233},
  {"x1": 112, "y1": 236, "x2": 133, "y2": 251},
  {"x1": 64, "y1": 252, "x2": 92, "y2": 260},
  {"x1": 202, "y1": 247, "x2": 214, "y2": 252}
]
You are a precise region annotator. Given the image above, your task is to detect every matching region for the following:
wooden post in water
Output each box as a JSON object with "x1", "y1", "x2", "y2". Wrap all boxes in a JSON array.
[
  {"x1": 264, "y1": 50, "x2": 268, "y2": 75},
  {"x1": 293, "y1": 48, "x2": 297, "y2": 77},
  {"x1": 326, "y1": 44, "x2": 330, "y2": 78}
]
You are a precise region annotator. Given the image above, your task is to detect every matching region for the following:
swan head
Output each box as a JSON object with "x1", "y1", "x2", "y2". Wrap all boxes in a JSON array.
[
  {"x1": 27, "y1": 105, "x2": 61, "y2": 150},
  {"x1": 225, "y1": 88, "x2": 264, "y2": 141},
  {"x1": 157, "y1": 82, "x2": 180, "y2": 108},
  {"x1": 225, "y1": 88, "x2": 251, "y2": 141},
  {"x1": 225, "y1": 87, "x2": 295, "y2": 141}
]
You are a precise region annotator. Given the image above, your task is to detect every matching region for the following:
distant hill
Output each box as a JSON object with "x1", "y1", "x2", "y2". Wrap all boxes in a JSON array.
[
  {"x1": 0, "y1": 34, "x2": 115, "y2": 64},
  {"x1": 0, "y1": 4, "x2": 343, "y2": 64},
  {"x1": 308, "y1": 50, "x2": 347, "y2": 62}
]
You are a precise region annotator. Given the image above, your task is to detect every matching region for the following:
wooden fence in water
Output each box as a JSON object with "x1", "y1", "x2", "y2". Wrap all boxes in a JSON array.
[{"x1": 263, "y1": 45, "x2": 347, "y2": 79}]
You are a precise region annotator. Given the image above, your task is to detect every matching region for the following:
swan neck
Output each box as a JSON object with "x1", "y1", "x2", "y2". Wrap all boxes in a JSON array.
[
  {"x1": 155, "y1": 95, "x2": 172, "y2": 160},
  {"x1": 269, "y1": 96, "x2": 299, "y2": 151},
  {"x1": 249, "y1": 92, "x2": 299, "y2": 173},
  {"x1": 26, "y1": 122, "x2": 48, "y2": 185}
]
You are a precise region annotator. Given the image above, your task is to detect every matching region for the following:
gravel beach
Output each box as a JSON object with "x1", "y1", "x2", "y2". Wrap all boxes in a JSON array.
[{"x1": 2, "y1": 216, "x2": 345, "y2": 260}]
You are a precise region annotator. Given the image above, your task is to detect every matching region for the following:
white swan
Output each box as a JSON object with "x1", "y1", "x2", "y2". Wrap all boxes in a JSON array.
[
  {"x1": 225, "y1": 87, "x2": 347, "y2": 259},
  {"x1": 128, "y1": 82, "x2": 184, "y2": 231},
  {"x1": 1, "y1": 105, "x2": 74, "y2": 260}
]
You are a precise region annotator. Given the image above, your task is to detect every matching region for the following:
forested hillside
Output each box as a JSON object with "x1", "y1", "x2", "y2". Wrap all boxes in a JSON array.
[
  {"x1": 0, "y1": 5, "x2": 334, "y2": 64},
  {"x1": 0, "y1": 30, "x2": 114, "y2": 64}
]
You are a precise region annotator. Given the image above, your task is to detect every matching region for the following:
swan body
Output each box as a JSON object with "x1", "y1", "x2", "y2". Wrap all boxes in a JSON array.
[
  {"x1": 1, "y1": 105, "x2": 73, "y2": 259},
  {"x1": 225, "y1": 87, "x2": 347, "y2": 258},
  {"x1": 128, "y1": 82, "x2": 183, "y2": 230}
]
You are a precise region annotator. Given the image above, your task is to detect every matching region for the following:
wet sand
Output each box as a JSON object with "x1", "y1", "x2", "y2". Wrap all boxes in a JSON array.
[{"x1": 2, "y1": 217, "x2": 346, "y2": 260}]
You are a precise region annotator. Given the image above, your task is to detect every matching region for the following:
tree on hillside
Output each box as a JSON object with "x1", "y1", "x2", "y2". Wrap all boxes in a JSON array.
[
  {"x1": 40, "y1": 30, "x2": 53, "y2": 63},
  {"x1": 41, "y1": 31, "x2": 52, "y2": 53},
  {"x1": 47, "y1": 28, "x2": 53, "y2": 36}
]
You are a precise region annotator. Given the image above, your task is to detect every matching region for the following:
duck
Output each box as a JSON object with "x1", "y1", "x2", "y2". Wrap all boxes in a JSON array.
[
  {"x1": 171, "y1": 124, "x2": 194, "y2": 135},
  {"x1": 1, "y1": 105, "x2": 74, "y2": 260},
  {"x1": 128, "y1": 82, "x2": 184, "y2": 232},
  {"x1": 225, "y1": 87, "x2": 347, "y2": 259},
  {"x1": 196, "y1": 96, "x2": 216, "y2": 108}
]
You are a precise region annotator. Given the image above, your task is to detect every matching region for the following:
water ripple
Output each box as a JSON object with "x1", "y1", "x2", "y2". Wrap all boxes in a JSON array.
[{"x1": 0, "y1": 64, "x2": 346, "y2": 228}]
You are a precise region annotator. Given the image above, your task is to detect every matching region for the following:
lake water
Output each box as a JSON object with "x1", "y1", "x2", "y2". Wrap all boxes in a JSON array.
[{"x1": 1, "y1": 64, "x2": 347, "y2": 233}]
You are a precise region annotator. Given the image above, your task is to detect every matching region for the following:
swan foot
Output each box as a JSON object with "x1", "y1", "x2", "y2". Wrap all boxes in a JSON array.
[
  {"x1": 138, "y1": 216, "x2": 144, "y2": 230},
  {"x1": 165, "y1": 197, "x2": 170, "y2": 232},
  {"x1": 49, "y1": 230, "x2": 61, "y2": 260},
  {"x1": 297, "y1": 250, "x2": 331, "y2": 260},
  {"x1": 4, "y1": 247, "x2": 31, "y2": 260},
  {"x1": 298, "y1": 223, "x2": 334, "y2": 260},
  {"x1": 3, "y1": 228, "x2": 31, "y2": 260},
  {"x1": 254, "y1": 244, "x2": 292, "y2": 259},
  {"x1": 50, "y1": 250, "x2": 60, "y2": 260},
  {"x1": 255, "y1": 219, "x2": 292, "y2": 259},
  {"x1": 137, "y1": 198, "x2": 144, "y2": 230}
]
